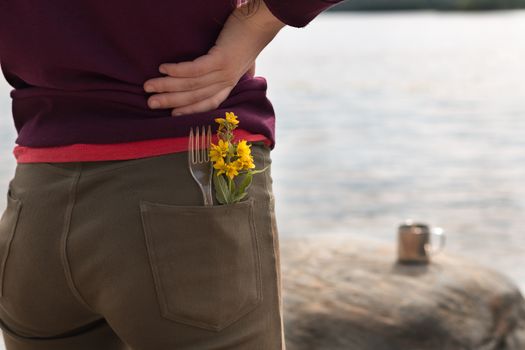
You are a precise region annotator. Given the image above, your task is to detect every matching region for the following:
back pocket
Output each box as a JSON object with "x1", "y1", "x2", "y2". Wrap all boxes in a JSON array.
[
  {"x1": 139, "y1": 197, "x2": 263, "y2": 332},
  {"x1": 0, "y1": 184, "x2": 22, "y2": 298}
]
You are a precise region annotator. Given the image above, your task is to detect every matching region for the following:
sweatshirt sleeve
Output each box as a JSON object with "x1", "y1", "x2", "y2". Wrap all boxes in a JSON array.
[{"x1": 263, "y1": 0, "x2": 344, "y2": 28}]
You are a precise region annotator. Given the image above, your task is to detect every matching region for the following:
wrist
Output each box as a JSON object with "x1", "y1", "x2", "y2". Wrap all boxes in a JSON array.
[
  {"x1": 212, "y1": 1, "x2": 285, "y2": 81},
  {"x1": 216, "y1": 4, "x2": 282, "y2": 69},
  {"x1": 234, "y1": 0, "x2": 286, "y2": 35}
]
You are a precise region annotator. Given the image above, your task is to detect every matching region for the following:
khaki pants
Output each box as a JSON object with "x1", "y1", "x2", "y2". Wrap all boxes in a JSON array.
[{"x1": 0, "y1": 142, "x2": 285, "y2": 350}]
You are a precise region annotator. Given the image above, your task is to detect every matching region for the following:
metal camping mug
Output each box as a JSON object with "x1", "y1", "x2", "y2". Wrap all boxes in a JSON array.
[{"x1": 397, "y1": 220, "x2": 445, "y2": 264}]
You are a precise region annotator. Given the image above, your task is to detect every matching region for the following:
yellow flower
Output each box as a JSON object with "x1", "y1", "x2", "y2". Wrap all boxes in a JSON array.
[
  {"x1": 236, "y1": 139, "x2": 251, "y2": 158},
  {"x1": 213, "y1": 157, "x2": 227, "y2": 176},
  {"x1": 209, "y1": 139, "x2": 229, "y2": 162},
  {"x1": 231, "y1": 159, "x2": 242, "y2": 171},
  {"x1": 214, "y1": 117, "x2": 226, "y2": 131},
  {"x1": 236, "y1": 154, "x2": 255, "y2": 170},
  {"x1": 225, "y1": 112, "x2": 239, "y2": 125},
  {"x1": 225, "y1": 162, "x2": 240, "y2": 180},
  {"x1": 214, "y1": 157, "x2": 240, "y2": 179}
]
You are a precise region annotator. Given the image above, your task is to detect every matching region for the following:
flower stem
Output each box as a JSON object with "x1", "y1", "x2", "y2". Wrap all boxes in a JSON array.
[{"x1": 228, "y1": 177, "x2": 233, "y2": 202}]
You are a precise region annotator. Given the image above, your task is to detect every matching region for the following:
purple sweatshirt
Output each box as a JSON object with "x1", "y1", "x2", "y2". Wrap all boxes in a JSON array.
[{"x1": 0, "y1": 0, "x2": 343, "y2": 149}]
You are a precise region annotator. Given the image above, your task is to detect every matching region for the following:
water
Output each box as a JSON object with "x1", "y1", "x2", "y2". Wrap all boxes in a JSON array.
[
  {"x1": 0, "y1": 11, "x2": 524, "y2": 342},
  {"x1": 255, "y1": 11, "x2": 525, "y2": 293}
]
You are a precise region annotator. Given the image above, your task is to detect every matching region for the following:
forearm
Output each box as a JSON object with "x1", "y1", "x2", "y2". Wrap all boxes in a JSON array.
[
  {"x1": 237, "y1": 0, "x2": 287, "y2": 33},
  {"x1": 213, "y1": 1, "x2": 285, "y2": 76},
  {"x1": 263, "y1": 0, "x2": 344, "y2": 28}
]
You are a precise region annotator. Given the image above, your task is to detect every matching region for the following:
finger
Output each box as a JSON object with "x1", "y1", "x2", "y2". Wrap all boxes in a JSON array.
[
  {"x1": 171, "y1": 87, "x2": 234, "y2": 116},
  {"x1": 147, "y1": 81, "x2": 229, "y2": 110},
  {"x1": 144, "y1": 69, "x2": 232, "y2": 93},
  {"x1": 159, "y1": 51, "x2": 225, "y2": 78}
]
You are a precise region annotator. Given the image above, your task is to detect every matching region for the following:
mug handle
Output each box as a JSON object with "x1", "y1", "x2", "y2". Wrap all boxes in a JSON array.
[{"x1": 424, "y1": 227, "x2": 446, "y2": 256}]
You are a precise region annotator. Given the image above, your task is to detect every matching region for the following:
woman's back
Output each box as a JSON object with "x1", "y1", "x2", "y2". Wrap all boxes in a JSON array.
[
  {"x1": 0, "y1": 1, "x2": 344, "y2": 348},
  {"x1": 0, "y1": 0, "x2": 275, "y2": 149}
]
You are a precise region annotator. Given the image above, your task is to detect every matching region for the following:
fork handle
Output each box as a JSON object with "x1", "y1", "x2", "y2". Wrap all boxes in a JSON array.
[
  {"x1": 208, "y1": 187, "x2": 213, "y2": 206},
  {"x1": 203, "y1": 186, "x2": 214, "y2": 206}
]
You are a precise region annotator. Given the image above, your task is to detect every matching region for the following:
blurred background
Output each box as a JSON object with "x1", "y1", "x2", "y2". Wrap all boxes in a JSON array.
[
  {"x1": 257, "y1": 3, "x2": 525, "y2": 293},
  {"x1": 0, "y1": 0, "x2": 524, "y2": 313}
]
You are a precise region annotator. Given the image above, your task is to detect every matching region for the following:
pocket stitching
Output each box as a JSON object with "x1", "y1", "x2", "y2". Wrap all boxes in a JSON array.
[
  {"x1": 0, "y1": 191, "x2": 22, "y2": 298},
  {"x1": 140, "y1": 197, "x2": 253, "y2": 211},
  {"x1": 139, "y1": 197, "x2": 263, "y2": 332}
]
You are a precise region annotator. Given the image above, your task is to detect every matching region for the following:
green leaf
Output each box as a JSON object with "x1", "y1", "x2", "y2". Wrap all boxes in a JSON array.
[
  {"x1": 212, "y1": 174, "x2": 225, "y2": 204},
  {"x1": 236, "y1": 173, "x2": 253, "y2": 196},
  {"x1": 230, "y1": 176, "x2": 236, "y2": 193},
  {"x1": 213, "y1": 171, "x2": 229, "y2": 204},
  {"x1": 217, "y1": 176, "x2": 230, "y2": 200},
  {"x1": 249, "y1": 165, "x2": 270, "y2": 175},
  {"x1": 227, "y1": 177, "x2": 237, "y2": 203},
  {"x1": 233, "y1": 192, "x2": 248, "y2": 202}
]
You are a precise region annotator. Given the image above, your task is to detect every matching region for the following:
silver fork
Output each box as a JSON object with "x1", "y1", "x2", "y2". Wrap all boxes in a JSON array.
[{"x1": 188, "y1": 125, "x2": 214, "y2": 206}]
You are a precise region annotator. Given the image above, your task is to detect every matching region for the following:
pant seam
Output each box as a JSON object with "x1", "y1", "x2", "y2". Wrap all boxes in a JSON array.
[
  {"x1": 261, "y1": 148, "x2": 286, "y2": 350},
  {"x1": 0, "y1": 314, "x2": 107, "y2": 342},
  {"x1": 59, "y1": 164, "x2": 98, "y2": 314}
]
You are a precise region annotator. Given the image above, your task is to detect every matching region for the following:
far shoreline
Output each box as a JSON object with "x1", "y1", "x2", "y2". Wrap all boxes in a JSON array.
[{"x1": 327, "y1": 3, "x2": 525, "y2": 12}]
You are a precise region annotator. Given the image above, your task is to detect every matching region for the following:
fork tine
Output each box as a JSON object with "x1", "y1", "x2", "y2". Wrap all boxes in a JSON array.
[
  {"x1": 205, "y1": 125, "x2": 211, "y2": 162},
  {"x1": 193, "y1": 126, "x2": 198, "y2": 163},
  {"x1": 202, "y1": 125, "x2": 206, "y2": 163},
  {"x1": 189, "y1": 125, "x2": 213, "y2": 164},
  {"x1": 198, "y1": 125, "x2": 203, "y2": 163},
  {"x1": 199, "y1": 125, "x2": 203, "y2": 163},
  {"x1": 194, "y1": 126, "x2": 198, "y2": 163},
  {"x1": 201, "y1": 125, "x2": 207, "y2": 163},
  {"x1": 199, "y1": 126, "x2": 206, "y2": 163},
  {"x1": 197, "y1": 125, "x2": 202, "y2": 163},
  {"x1": 189, "y1": 127, "x2": 194, "y2": 163}
]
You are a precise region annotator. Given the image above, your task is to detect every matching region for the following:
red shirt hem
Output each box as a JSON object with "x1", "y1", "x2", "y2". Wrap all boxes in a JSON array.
[{"x1": 13, "y1": 129, "x2": 272, "y2": 163}]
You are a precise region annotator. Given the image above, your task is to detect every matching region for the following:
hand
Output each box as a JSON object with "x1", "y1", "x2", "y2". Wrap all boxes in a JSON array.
[
  {"x1": 144, "y1": 47, "x2": 255, "y2": 117},
  {"x1": 143, "y1": 2, "x2": 284, "y2": 117}
]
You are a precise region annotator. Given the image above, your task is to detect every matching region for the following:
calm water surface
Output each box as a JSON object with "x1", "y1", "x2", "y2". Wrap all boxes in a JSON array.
[
  {"x1": 257, "y1": 11, "x2": 525, "y2": 292},
  {"x1": 1, "y1": 11, "x2": 524, "y2": 305}
]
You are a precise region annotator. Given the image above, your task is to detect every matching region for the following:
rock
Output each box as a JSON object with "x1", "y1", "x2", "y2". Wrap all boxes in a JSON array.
[{"x1": 279, "y1": 234, "x2": 525, "y2": 350}]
